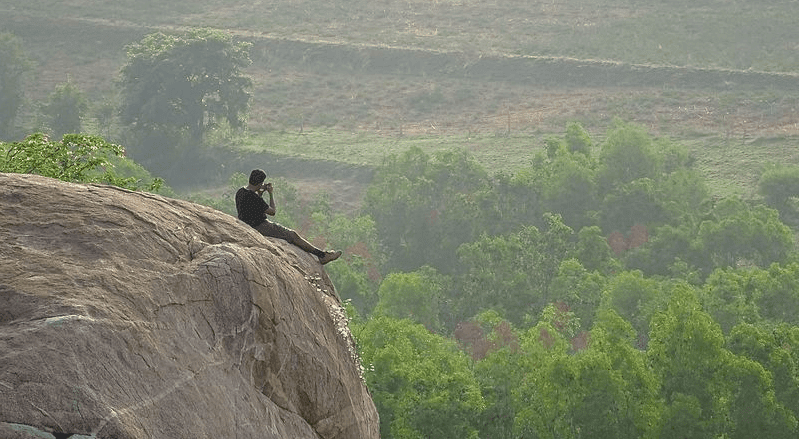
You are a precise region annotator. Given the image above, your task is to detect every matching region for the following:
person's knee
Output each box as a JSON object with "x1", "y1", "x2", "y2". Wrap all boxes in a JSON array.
[{"x1": 287, "y1": 229, "x2": 301, "y2": 242}]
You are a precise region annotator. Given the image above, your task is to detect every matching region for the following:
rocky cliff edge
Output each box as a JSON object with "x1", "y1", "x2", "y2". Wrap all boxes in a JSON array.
[{"x1": 0, "y1": 173, "x2": 379, "y2": 439}]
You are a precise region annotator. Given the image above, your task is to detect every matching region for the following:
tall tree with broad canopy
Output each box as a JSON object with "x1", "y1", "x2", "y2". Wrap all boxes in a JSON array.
[{"x1": 119, "y1": 28, "x2": 252, "y2": 140}]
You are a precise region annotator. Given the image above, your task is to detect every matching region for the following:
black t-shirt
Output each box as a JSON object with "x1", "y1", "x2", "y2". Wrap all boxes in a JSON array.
[{"x1": 235, "y1": 187, "x2": 267, "y2": 227}]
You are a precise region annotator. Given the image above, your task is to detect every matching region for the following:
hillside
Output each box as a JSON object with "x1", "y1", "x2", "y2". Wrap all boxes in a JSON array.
[{"x1": 2, "y1": 0, "x2": 798, "y2": 200}]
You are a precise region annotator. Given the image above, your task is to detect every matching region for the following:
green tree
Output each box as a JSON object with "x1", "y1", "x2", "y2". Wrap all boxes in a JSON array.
[
  {"x1": 589, "y1": 309, "x2": 662, "y2": 437},
  {"x1": 600, "y1": 270, "x2": 667, "y2": 342},
  {"x1": 296, "y1": 201, "x2": 386, "y2": 317},
  {"x1": 457, "y1": 214, "x2": 574, "y2": 326},
  {"x1": 659, "y1": 168, "x2": 709, "y2": 222},
  {"x1": 648, "y1": 285, "x2": 731, "y2": 438},
  {"x1": 596, "y1": 120, "x2": 660, "y2": 194},
  {"x1": 119, "y1": 28, "x2": 252, "y2": 140},
  {"x1": 473, "y1": 341, "x2": 522, "y2": 438},
  {"x1": 323, "y1": 214, "x2": 385, "y2": 316},
  {"x1": 697, "y1": 197, "x2": 794, "y2": 269},
  {"x1": 564, "y1": 121, "x2": 593, "y2": 155},
  {"x1": 463, "y1": 312, "x2": 522, "y2": 438},
  {"x1": 574, "y1": 225, "x2": 618, "y2": 273},
  {"x1": 373, "y1": 266, "x2": 448, "y2": 332},
  {"x1": 488, "y1": 169, "x2": 545, "y2": 236},
  {"x1": 700, "y1": 267, "x2": 764, "y2": 333},
  {"x1": 512, "y1": 312, "x2": 575, "y2": 438},
  {"x1": 40, "y1": 80, "x2": 88, "y2": 139},
  {"x1": 538, "y1": 148, "x2": 598, "y2": 230},
  {"x1": 363, "y1": 146, "x2": 491, "y2": 274},
  {"x1": 727, "y1": 323, "x2": 799, "y2": 431},
  {"x1": 701, "y1": 263, "x2": 799, "y2": 332},
  {"x1": 355, "y1": 316, "x2": 485, "y2": 439},
  {"x1": 757, "y1": 263, "x2": 799, "y2": 325},
  {"x1": 549, "y1": 259, "x2": 606, "y2": 330},
  {"x1": 0, "y1": 33, "x2": 32, "y2": 139},
  {"x1": 724, "y1": 351, "x2": 797, "y2": 439},
  {"x1": 623, "y1": 223, "x2": 701, "y2": 279},
  {"x1": 759, "y1": 164, "x2": 799, "y2": 214},
  {"x1": 0, "y1": 132, "x2": 162, "y2": 191},
  {"x1": 513, "y1": 307, "x2": 659, "y2": 439},
  {"x1": 600, "y1": 178, "x2": 665, "y2": 232}
]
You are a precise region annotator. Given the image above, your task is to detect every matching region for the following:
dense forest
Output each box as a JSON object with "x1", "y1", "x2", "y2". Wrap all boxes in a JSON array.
[
  {"x1": 306, "y1": 120, "x2": 799, "y2": 438},
  {"x1": 4, "y1": 0, "x2": 799, "y2": 437}
]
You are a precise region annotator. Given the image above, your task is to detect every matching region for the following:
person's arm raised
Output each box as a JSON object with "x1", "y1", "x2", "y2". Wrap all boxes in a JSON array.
[{"x1": 264, "y1": 182, "x2": 276, "y2": 216}]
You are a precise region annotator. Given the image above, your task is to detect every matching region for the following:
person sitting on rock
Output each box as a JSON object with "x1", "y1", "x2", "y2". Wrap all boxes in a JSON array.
[{"x1": 236, "y1": 169, "x2": 342, "y2": 265}]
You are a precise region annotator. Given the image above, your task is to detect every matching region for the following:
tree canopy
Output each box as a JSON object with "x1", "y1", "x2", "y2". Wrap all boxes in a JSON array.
[
  {"x1": 0, "y1": 133, "x2": 163, "y2": 191},
  {"x1": 329, "y1": 121, "x2": 799, "y2": 438},
  {"x1": 40, "y1": 80, "x2": 88, "y2": 139},
  {"x1": 119, "y1": 28, "x2": 252, "y2": 140}
]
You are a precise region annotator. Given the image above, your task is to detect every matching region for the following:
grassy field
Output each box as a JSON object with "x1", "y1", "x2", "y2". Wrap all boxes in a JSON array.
[
  {"x1": 5, "y1": 0, "x2": 798, "y2": 72},
  {"x1": 2, "y1": 0, "x2": 799, "y2": 205}
]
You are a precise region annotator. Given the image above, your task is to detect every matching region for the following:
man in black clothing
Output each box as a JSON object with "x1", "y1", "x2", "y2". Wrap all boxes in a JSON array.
[{"x1": 236, "y1": 169, "x2": 341, "y2": 265}]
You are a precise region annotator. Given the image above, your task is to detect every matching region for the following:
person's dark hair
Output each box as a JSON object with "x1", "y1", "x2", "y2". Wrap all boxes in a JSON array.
[{"x1": 249, "y1": 169, "x2": 266, "y2": 185}]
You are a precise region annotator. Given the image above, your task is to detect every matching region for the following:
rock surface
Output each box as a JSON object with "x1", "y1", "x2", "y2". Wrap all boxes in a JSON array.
[{"x1": 0, "y1": 173, "x2": 379, "y2": 439}]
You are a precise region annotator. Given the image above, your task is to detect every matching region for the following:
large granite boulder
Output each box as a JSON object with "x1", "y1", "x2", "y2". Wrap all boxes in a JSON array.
[{"x1": 0, "y1": 173, "x2": 379, "y2": 439}]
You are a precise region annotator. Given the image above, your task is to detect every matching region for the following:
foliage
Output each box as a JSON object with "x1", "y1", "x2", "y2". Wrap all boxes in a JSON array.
[
  {"x1": 454, "y1": 310, "x2": 520, "y2": 362},
  {"x1": 600, "y1": 178, "x2": 665, "y2": 232},
  {"x1": 599, "y1": 270, "x2": 669, "y2": 343},
  {"x1": 119, "y1": 28, "x2": 252, "y2": 140},
  {"x1": 700, "y1": 263, "x2": 799, "y2": 332},
  {"x1": 574, "y1": 225, "x2": 618, "y2": 273},
  {"x1": 0, "y1": 32, "x2": 32, "y2": 139},
  {"x1": 363, "y1": 146, "x2": 491, "y2": 274},
  {"x1": 597, "y1": 120, "x2": 661, "y2": 193},
  {"x1": 294, "y1": 194, "x2": 386, "y2": 316},
  {"x1": 456, "y1": 214, "x2": 575, "y2": 326},
  {"x1": 512, "y1": 306, "x2": 660, "y2": 439},
  {"x1": 727, "y1": 323, "x2": 799, "y2": 431},
  {"x1": 354, "y1": 316, "x2": 485, "y2": 439},
  {"x1": 0, "y1": 133, "x2": 162, "y2": 191},
  {"x1": 647, "y1": 285, "x2": 730, "y2": 437},
  {"x1": 697, "y1": 197, "x2": 794, "y2": 269},
  {"x1": 40, "y1": 80, "x2": 88, "y2": 139},
  {"x1": 536, "y1": 147, "x2": 598, "y2": 231},
  {"x1": 759, "y1": 164, "x2": 799, "y2": 215},
  {"x1": 453, "y1": 312, "x2": 522, "y2": 437},
  {"x1": 699, "y1": 267, "x2": 764, "y2": 334},
  {"x1": 472, "y1": 342, "x2": 521, "y2": 437},
  {"x1": 355, "y1": 153, "x2": 798, "y2": 435},
  {"x1": 373, "y1": 266, "x2": 448, "y2": 332},
  {"x1": 623, "y1": 223, "x2": 700, "y2": 279},
  {"x1": 564, "y1": 121, "x2": 593, "y2": 155},
  {"x1": 488, "y1": 169, "x2": 545, "y2": 235},
  {"x1": 549, "y1": 259, "x2": 607, "y2": 330},
  {"x1": 648, "y1": 287, "x2": 798, "y2": 437}
]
